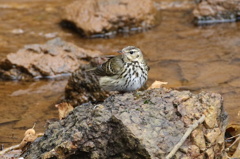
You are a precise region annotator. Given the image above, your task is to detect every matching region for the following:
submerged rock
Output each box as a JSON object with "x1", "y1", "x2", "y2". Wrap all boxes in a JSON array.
[
  {"x1": 62, "y1": 0, "x2": 160, "y2": 38},
  {"x1": 0, "y1": 38, "x2": 102, "y2": 80},
  {"x1": 193, "y1": 0, "x2": 240, "y2": 24},
  {"x1": 22, "y1": 88, "x2": 228, "y2": 159}
]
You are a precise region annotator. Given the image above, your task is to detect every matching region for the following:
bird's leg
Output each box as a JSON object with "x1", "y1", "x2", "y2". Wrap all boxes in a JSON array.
[{"x1": 132, "y1": 90, "x2": 138, "y2": 96}]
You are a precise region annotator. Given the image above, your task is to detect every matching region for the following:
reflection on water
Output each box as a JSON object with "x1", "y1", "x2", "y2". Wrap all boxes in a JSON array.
[
  {"x1": 0, "y1": 80, "x2": 67, "y2": 147},
  {"x1": 0, "y1": 0, "x2": 240, "y2": 147}
]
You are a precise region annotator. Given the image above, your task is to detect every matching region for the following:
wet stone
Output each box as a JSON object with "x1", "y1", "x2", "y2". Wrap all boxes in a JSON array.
[
  {"x1": 62, "y1": 0, "x2": 160, "y2": 38},
  {"x1": 22, "y1": 88, "x2": 228, "y2": 159},
  {"x1": 193, "y1": 0, "x2": 240, "y2": 24},
  {"x1": 0, "y1": 38, "x2": 102, "y2": 80}
]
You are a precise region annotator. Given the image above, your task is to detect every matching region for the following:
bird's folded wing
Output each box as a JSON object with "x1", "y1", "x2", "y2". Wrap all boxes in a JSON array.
[{"x1": 95, "y1": 55, "x2": 124, "y2": 76}]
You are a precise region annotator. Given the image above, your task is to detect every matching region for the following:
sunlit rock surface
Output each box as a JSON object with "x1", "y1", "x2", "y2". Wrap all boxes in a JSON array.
[
  {"x1": 0, "y1": 38, "x2": 102, "y2": 80},
  {"x1": 22, "y1": 88, "x2": 228, "y2": 159},
  {"x1": 62, "y1": 0, "x2": 160, "y2": 37},
  {"x1": 193, "y1": 0, "x2": 240, "y2": 24}
]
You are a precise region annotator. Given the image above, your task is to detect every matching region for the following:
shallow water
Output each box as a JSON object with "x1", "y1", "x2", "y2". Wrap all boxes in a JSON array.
[{"x1": 0, "y1": 0, "x2": 240, "y2": 147}]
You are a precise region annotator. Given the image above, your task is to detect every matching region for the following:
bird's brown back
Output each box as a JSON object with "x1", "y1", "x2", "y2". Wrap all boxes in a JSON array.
[{"x1": 94, "y1": 55, "x2": 124, "y2": 76}]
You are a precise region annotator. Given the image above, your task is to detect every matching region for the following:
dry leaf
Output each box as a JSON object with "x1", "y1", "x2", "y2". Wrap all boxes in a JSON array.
[
  {"x1": 19, "y1": 124, "x2": 38, "y2": 150},
  {"x1": 0, "y1": 124, "x2": 44, "y2": 156},
  {"x1": 148, "y1": 80, "x2": 168, "y2": 89},
  {"x1": 24, "y1": 128, "x2": 36, "y2": 137},
  {"x1": 19, "y1": 134, "x2": 38, "y2": 150},
  {"x1": 232, "y1": 136, "x2": 240, "y2": 157},
  {"x1": 55, "y1": 102, "x2": 74, "y2": 120}
]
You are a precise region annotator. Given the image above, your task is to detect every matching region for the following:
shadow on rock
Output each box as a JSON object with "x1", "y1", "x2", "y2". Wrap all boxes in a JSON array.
[
  {"x1": 22, "y1": 88, "x2": 228, "y2": 159},
  {"x1": 64, "y1": 62, "x2": 113, "y2": 106}
]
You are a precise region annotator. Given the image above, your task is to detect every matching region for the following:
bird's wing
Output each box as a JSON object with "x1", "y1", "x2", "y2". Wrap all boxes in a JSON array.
[
  {"x1": 145, "y1": 60, "x2": 150, "y2": 71},
  {"x1": 143, "y1": 58, "x2": 150, "y2": 71},
  {"x1": 95, "y1": 55, "x2": 124, "y2": 76}
]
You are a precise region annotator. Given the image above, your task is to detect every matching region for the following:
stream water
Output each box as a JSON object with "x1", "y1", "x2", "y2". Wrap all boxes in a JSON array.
[{"x1": 0, "y1": 0, "x2": 240, "y2": 147}]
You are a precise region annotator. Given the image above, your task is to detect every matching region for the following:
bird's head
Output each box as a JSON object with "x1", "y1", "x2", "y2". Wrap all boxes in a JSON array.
[{"x1": 118, "y1": 46, "x2": 143, "y2": 62}]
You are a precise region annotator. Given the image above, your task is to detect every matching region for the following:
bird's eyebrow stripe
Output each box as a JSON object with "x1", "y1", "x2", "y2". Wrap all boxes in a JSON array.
[{"x1": 129, "y1": 49, "x2": 137, "y2": 52}]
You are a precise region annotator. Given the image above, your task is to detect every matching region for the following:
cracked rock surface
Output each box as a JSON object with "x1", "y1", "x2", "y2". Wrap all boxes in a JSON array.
[{"x1": 22, "y1": 88, "x2": 228, "y2": 159}]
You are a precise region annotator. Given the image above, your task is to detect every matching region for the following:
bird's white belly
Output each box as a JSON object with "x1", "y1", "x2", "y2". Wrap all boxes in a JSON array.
[
  {"x1": 99, "y1": 64, "x2": 148, "y2": 92},
  {"x1": 122, "y1": 68, "x2": 146, "y2": 91}
]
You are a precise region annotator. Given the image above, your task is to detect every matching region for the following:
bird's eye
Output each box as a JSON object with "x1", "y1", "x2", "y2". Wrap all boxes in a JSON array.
[{"x1": 129, "y1": 51, "x2": 134, "y2": 54}]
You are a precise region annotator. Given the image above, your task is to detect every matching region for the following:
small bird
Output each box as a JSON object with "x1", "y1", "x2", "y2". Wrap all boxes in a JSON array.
[{"x1": 93, "y1": 46, "x2": 149, "y2": 92}]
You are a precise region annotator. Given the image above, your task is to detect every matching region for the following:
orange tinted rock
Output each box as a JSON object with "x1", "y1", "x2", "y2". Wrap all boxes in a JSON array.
[
  {"x1": 63, "y1": 0, "x2": 160, "y2": 37},
  {"x1": 0, "y1": 38, "x2": 102, "y2": 80}
]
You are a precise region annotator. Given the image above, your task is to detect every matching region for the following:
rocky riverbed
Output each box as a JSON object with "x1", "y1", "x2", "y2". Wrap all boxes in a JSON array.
[{"x1": 0, "y1": 0, "x2": 240, "y2": 158}]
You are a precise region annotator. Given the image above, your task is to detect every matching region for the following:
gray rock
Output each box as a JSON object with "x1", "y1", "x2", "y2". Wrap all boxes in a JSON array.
[{"x1": 22, "y1": 88, "x2": 228, "y2": 159}]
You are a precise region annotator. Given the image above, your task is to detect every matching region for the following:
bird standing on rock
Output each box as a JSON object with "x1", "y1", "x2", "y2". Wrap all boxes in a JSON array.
[{"x1": 94, "y1": 46, "x2": 149, "y2": 92}]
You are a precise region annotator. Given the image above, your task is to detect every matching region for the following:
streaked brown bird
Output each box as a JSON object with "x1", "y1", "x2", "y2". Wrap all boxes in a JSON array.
[{"x1": 94, "y1": 46, "x2": 149, "y2": 92}]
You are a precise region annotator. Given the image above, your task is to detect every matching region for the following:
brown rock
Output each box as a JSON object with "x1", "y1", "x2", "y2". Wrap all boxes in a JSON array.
[
  {"x1": 22, "y1": 88, "x2": 228, "y2": 158},
  {"x1": 193, "y1": 1, "x2": 217, "y2": 17},
  {"x1": 0, "y1": 38, "x2": 102, "y2": 80},
  {"x1": 193, "y1": 0, "x2": 240, "y2": 24},
  {"x1": 64, "y1": 63, "x2": 113, "y2": 106},
  {"x1": 55, "y1": 102, "x2": 74, "y2": 120},
  {"x1": 62, "y1": 0, "x2": 160, "y2": 37}
]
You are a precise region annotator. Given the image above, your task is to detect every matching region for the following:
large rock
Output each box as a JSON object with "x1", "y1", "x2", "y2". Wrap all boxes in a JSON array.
[
  {"x1": 22, "y1": 88, "x2": 228, "y2": 159},
  {"x1": 0, "y1": 38, "x2": 102, "y2": 80},
  {"x1": 193, "y1": 0, "x2": 240, "y2": 24},
  {"x1": 62, "y1": 0, "x2": 160, "y2": 37}
]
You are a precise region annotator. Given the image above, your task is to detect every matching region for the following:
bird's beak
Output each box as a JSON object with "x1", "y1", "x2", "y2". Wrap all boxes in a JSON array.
[{"x1": 117, "y1": 50, "x2": 123, "y2": 54}]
